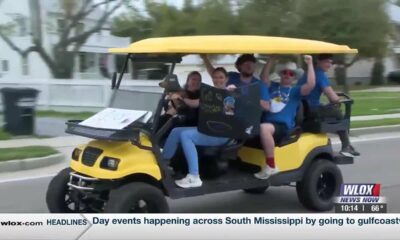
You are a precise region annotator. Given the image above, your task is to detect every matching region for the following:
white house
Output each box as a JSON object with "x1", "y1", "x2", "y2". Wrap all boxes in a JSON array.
[{"x1": 0, "y1": 0, "x2": 130, "y2": 80}]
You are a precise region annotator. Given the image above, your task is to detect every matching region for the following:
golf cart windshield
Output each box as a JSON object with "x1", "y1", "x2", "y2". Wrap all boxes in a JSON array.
[{"x1": 109, "y1": 89, "x2": 162, "y2": 114}]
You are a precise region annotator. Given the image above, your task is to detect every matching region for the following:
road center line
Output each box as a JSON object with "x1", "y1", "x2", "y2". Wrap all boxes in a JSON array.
[{"x1": 0, "y1": 174, "x2": 56, "y2": 184}]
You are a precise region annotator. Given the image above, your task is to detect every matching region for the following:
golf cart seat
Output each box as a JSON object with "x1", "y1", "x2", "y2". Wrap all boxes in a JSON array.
[
  {"x1": 244, "y1": 101, "x2": 305, "y2": 149},
  {"x1": 301, "y1": 92, "x2": 353, "y2": 134},
  {"x1": 198, "y1": 139, "x2": 243, "y2": 160},
  {"x1": 195, "y1": 139, "x2": 244, "y2": 178}
]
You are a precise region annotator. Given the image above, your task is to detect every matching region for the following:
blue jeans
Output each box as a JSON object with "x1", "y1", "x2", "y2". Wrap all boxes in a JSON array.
[{"x1": 162, "y1": 127, "x2": 229, "y2": 175}]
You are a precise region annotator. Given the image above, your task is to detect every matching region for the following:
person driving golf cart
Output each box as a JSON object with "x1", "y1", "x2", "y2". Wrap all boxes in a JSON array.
[
  {"x1": 157, "y1": 71, "x2": 202, "y2": 138},
  {"x1": 162, "y1": 67, "x2": 232, "y2": 188}
]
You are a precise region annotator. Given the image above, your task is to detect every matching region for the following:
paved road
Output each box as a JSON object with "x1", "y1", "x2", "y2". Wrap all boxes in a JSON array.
[{"x1": 0, "y1": 134, "x2": 399, "y2": 213}]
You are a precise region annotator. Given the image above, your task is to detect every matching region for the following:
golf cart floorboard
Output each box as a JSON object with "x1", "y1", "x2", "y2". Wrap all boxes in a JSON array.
[{"x1": 168, "y1": 167, "x2": 297, "y2": 199}]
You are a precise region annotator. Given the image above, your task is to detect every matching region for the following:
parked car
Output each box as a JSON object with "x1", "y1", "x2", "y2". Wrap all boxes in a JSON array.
[{"x1": 387, "y1": 70, "x2": 400, "y2": 84}]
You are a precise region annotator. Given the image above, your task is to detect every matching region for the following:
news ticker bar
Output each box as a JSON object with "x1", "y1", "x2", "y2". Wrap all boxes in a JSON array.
[
  {"x1": 335, "y1": 203, "x2": 387, "y2": 213},
  {"x1": 0, "y1": 214, "x2": 399, "y2": 240}
]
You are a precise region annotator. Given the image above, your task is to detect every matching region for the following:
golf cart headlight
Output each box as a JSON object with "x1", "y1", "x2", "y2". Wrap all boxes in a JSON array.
[
  {"x1": 72, "y1": 148, "x2": 82, "y2": 161},
  {"x1": 100, "y1": 157, "x2": 120, "y2": 170}
]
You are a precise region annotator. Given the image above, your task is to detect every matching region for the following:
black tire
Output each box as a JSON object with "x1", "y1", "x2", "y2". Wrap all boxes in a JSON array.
[
  {"x1": 243, "y1": 186, "x2": 269, "y2": 194},
  {"x1": 296, "y1": 159, "x2": 343, "y2": 211},
  {"x1": 46, "y1": 168, "x2": 73, "y2": 213},
  {"x1": 105, "y1": 182, "x2": 169, "y2": 213}
]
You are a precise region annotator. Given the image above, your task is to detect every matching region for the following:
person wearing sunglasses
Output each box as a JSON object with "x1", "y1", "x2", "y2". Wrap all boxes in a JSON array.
[
  {"x1": 296, "y1": 54, "x2": 360, "y2": 157},
  {"x1": 255, "y1": 56, "x2": 315, "y2": 180}
]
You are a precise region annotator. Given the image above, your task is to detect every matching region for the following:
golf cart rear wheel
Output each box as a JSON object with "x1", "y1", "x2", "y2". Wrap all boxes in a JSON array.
[
  {"x1": 105, "y1": 182, "x2": 169, "y2": 213},
  {"x1": 243, "y1": 186, "x2": 269, "y2": 194},
  {"x1": 296, "y1": 159, "x2": 342, "y2": 211}
]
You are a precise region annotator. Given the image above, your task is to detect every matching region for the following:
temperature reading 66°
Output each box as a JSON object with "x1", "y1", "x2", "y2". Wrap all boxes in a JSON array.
[
  {"x1": 369, "y1": 204, "x2": 387, "y2": 213},
  {"x1": 371, "y1": 205, "x2": 381, "y2": 212}
]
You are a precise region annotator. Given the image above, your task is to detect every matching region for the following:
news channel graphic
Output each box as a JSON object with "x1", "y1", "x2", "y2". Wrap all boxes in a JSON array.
[
  {"x1": 335, "y1": 183, "x2": 387, "y2": 213},
  {"x1": 1, "y1": 214, "x2": 400, "y2": 240}
]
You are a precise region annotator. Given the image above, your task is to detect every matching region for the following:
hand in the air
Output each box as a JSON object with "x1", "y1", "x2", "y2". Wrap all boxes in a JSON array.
[
  {"x1": 226, "y1": 84, "x2": 237, "y2": 92},
  {"x1": 304, "y1": 55, "x2": 313, "y2": 65}
]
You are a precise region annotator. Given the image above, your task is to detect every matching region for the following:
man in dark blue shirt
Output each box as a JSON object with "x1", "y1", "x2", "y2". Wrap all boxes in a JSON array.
[
  {"x1": 201, "y1": 54, "x2": 270, "y2": 112},
  {"x1": 297, "y1": 54, "x2": 359, "y2": 157}
]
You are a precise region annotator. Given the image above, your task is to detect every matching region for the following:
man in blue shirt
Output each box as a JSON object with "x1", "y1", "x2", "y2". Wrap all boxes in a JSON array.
[
  {"x1": 297, "y1": 54, "x2": 359, "y2": 157},
  {"x1": 255, "y1": 56, "x2": 315, "y2": 179},
  {"x1": 201, "y1": 54, "x2": 270, "y2": 112}
]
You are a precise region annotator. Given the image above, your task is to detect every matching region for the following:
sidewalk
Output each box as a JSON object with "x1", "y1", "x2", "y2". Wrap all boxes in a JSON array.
[
  {"x1": 351, "y1": 113, "x2": 400, "y2": 121},
  {"x1": 0, "y1": 136, "x2": 88, "y2": 149},
  {"x1": 352, "y1": 86, "x2": 400, "y2": 92}
]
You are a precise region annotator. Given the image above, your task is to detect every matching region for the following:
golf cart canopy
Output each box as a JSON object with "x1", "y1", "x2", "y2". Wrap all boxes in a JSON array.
[{"x1": 108, "y1": 35, "x2": 358, "y2": 55}]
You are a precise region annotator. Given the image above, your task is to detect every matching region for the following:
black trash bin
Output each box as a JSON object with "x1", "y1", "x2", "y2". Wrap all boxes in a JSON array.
[{"x1": 1, "y1": 88, "x2": 39, "y2": 135}]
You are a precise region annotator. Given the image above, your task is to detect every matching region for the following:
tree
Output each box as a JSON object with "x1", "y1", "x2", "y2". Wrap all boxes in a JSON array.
[
  {"x1": 0, "y1": 0, "x2": 125, "y2": 78},
  {"x1": 112, "y1": 0, "x2": 238, "y2": 39},
  {"x1": 236, "y1": 0, "x2": 298, "y2": 36},
  {"x1": 294, "y1": 0, "x2": 391, "y2": 92},
  {"x1": 370, "y1": 58, "x2": 385, "y2": 85}
]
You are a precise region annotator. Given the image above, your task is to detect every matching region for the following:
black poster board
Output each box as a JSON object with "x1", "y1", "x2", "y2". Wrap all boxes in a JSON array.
[{"x1": 198, "y1": 83, "x2": 262, "y2": 139}]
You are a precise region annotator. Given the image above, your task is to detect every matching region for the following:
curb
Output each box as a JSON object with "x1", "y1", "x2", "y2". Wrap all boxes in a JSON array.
[
  {"x1": 350, "y1": 125, "x2": 400, "y2": 136},
  {"x1": 0, "y1": 153, "x2": 65, "y2": 173}
]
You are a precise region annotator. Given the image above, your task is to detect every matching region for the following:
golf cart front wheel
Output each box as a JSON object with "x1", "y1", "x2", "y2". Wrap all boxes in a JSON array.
[
  {"x1": 104, "y1": 182, "x2": 169, "y2": 213},
  {"x1": 296, "y1": 159, "x2": 343, "y2": 211}
]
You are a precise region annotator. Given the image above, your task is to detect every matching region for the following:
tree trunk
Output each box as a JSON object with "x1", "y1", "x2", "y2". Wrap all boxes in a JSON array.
[
  {"x1": 370, "y1": 58, "x2": 385, "y2": 86},
  {"x1": 51, "y1": 48, "x2": 75, "y2": 79}
]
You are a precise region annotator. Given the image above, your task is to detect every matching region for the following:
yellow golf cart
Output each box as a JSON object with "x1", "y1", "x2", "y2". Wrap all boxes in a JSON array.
[{"x1": 46, "y1": 36, "x2": 358, "y2": 213}]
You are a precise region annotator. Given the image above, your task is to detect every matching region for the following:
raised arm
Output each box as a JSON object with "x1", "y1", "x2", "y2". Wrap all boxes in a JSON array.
[
  {"x1": 200, "y1": 54, "x2": 215, "y2": 76},
  {"x1": 300, "y1": 55, "x2": 316, "y2": 96},
  {"x1": 323, "y1": 86, "x2": 340, "y2": 103},
  {"x1": 260, "y1": 56, "x2": 276, "y2": 86}
]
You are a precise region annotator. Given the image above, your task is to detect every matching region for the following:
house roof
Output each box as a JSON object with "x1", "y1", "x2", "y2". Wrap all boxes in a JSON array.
[{"x1": 109, "y1": 35, "x2": 358, "y2": 55}]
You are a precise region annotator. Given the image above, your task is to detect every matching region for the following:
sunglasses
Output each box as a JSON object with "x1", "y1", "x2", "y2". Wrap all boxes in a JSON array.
[{"x1": 281, "y1": 70, "x2": 295, "y2": 77}]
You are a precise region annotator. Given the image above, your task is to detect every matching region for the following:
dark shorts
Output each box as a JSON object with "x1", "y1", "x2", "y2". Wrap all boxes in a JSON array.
[{"x1": 271, "y1": 122, "x2": 289, "y2": 143}]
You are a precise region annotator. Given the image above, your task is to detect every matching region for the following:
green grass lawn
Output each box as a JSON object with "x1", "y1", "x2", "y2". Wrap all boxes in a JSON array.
[
  {"x1": 36, "y1": 110, "x2": 95, "y2": 119},
  {"x1": 0, "y1": 146, "x2": 58, "y2": 162},
  {"x1": 320, "y1": 91, "x2": 400, "y2": 116},
  {"x1": 0, "y1": 129, "x2": 11, "y2": 140},
  {"x1": 350, "y1": 92, "x2": 400, "y2": 116}
]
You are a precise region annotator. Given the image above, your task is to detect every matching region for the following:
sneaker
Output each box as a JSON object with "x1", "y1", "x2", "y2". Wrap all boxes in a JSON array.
[
  {"x1": 254, "y1": 166, "x2": 279, "y2": 180},
  {"x1": 340, "y1": 145, "x2": 360, "y2": 157},
  {"x1": 175, "y1": 174, "x2": 203, "y2": 188}
]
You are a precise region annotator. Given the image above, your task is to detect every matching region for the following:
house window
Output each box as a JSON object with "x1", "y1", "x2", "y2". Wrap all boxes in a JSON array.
[
  {"x1": 76, "y1": 22, "x2": 85, "y2": 34},
  {"x1": 22, "y1": 58, "x2": 29, "y2": 75},
  {"x1": 57, "y1": 19, "x2": 66, "y2": 34},
  {"x1": 115, "y1": 55, "x2": 128, "y2": 73},
  {"x1": 79, "y1": 52, "x2": 95, "y2": 73},
  {"x1": 13, "y1": 15, "x2": 27, "y2": 36},
  {"x1": 2, "y1": 60, "x2": 9, "y2": 72}
]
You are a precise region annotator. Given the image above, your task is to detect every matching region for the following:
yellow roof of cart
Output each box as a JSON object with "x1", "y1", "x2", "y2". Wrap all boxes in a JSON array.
[{"x1": 109, "y1": 35, "x2": 358, "y2": 54}]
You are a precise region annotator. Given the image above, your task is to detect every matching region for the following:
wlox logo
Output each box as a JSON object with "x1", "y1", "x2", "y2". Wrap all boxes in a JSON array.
[
  {"x1": 340, "y1": 184, "x2": 381, "y2": 196},
  {"x1": 336, "y1": 184, "x2": 384, "y2": 204}
]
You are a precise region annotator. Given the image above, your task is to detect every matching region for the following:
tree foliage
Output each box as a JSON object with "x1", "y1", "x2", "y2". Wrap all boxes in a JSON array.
[{"x1": 0, "y1": 0, "x2": 125, "y2": 78}]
